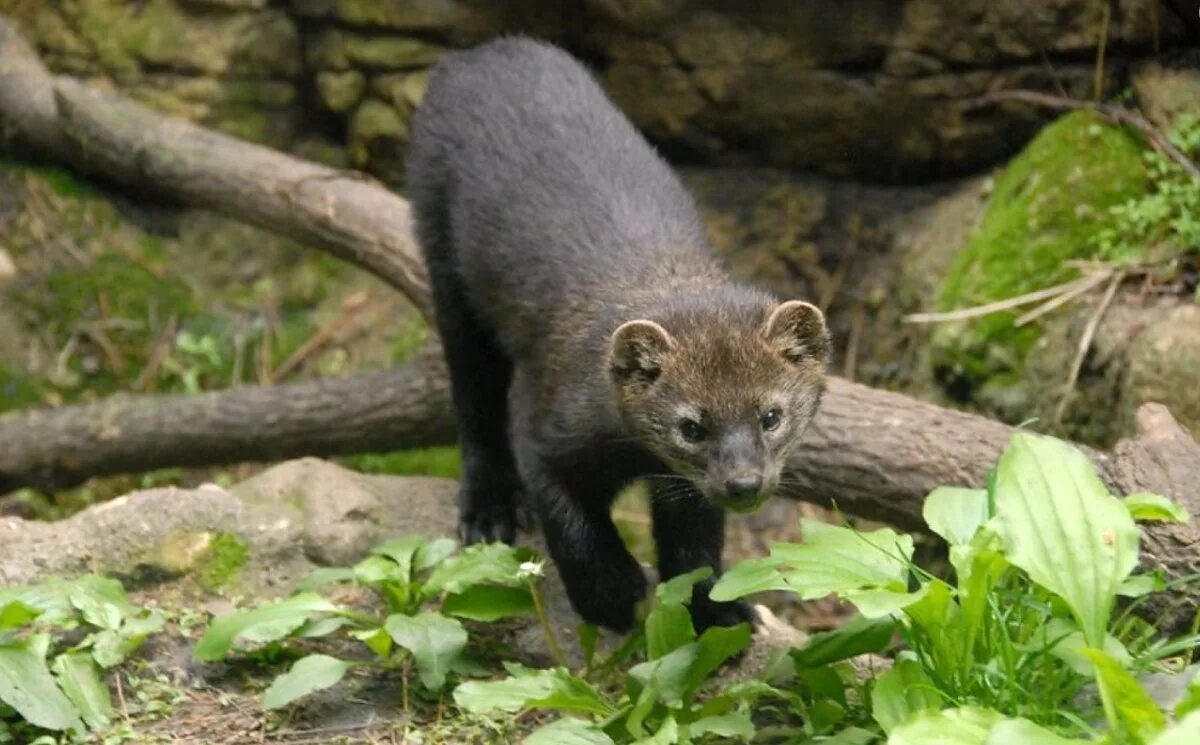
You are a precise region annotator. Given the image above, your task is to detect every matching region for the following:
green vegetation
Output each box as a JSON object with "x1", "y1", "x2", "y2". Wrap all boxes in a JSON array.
[
  {"x1": 344, "y1": 446, "x2": 462, "y2": 480},
  {"x1": 0, "y1": 576, "x2": 165, "y2": 740},
  {"x1": 194, "y1": 532, "x2": 250, "y2": 591},
  {"x1": 2, "y1": 435, "x2": 1197, "y2": 742},
  {"x1": 930, "y1": 111, "x2": 1200, "y2": 437},
  {"x1": 1098, "y1": 113, "x2": 1200, "y2": 263},
  {"x1": 932, "y1": 111, "x2": 1150, "y2": 389},
  {"x1": 452, "y1": 434, "x2": 1199, "y2": 743},
  {"x1": 195, "y1": 536, "x2": 552, "y2": 709},
  {"x1": 455, "y1": 568, "x2": 756, "y2": 743}
]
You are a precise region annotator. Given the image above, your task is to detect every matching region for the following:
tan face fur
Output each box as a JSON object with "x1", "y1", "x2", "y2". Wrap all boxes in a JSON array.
[{"x1": 609, "y1": 300, "x2": 830, "y2": 511}]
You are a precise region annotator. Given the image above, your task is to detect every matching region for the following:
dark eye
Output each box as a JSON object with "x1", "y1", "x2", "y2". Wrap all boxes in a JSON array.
[
  {"x1": 761, "y1": 408, "x2": 782, "y2": 432},
  {"x1": 679, "y1": 419, "x2": 705, "y2": 443}
]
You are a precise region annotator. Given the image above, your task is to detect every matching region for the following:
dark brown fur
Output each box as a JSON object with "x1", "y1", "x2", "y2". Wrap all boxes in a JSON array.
[{"x1": 407, "y1": 37, "x2": 830, "y2": 631}]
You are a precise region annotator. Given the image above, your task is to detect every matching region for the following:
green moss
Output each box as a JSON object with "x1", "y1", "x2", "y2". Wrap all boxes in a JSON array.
[
  {"x1": 0, "y1": 365, "x2": 49, "y2": 413},
  {"x1": 40, "y1": 165, "x2": 96, "y2": 198},
  {"x1": 196, "y1": 532, "x2": 250, "y2": 590},
  {"x1": 932, "y1": 111, "x2": 1150, "y2": 388},
  {"x1": 343, "y1": 447, "x2": 462, "y2": 479},
  {"x1": 390, "y1": 318, "x2": 429, "y2": 363}
]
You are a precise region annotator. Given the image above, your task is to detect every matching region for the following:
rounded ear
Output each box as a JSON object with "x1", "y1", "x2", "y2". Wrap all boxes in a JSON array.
[
  {"x1": 761, "y1": 300, "x2": 831, "y2": 366},
  {"x1": 610, "y1": 320, "x2": 675, "y2": 388}
]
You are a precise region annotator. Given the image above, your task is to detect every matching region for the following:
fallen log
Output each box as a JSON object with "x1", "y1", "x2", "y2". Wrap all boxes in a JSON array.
[
  {"x1": 0, "y1": 351, "x2": 455, "y2": 495},
  {"x1": 0, "y1": 14, "x2": 1197, "y2": 624}
]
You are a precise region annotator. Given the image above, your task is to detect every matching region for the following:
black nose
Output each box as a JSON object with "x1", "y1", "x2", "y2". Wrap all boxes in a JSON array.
[{"x1": 725, "y1": 475, "x2": 763, "y2": 503}]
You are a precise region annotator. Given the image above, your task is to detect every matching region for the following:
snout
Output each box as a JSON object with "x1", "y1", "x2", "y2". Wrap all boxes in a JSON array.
[
  {"x1": 725, "y1": 475, "x2": 763, "y2": 504},
  {"x1": 710, "y1": 472, "x2": 773, "y2": 513}
]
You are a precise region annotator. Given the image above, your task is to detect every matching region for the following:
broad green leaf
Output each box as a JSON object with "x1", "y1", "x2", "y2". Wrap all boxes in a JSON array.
[
  {"x1": 656, "y1": 568, "x2": 712, "y2": 605},
  {"x1": 798, "y1": 666, "x2": 847, "y2": 708},
  {"x1": 296, "y1": 617, "x2": 350, "y2": 638},
  {"x1": 639, "y1": 715, "x2": 678, "y2": 745},
  {"x1": 821, "y1": 727, "x2": 878, "y2": 745},
  {"x1": 0, "y1": 581, "x2": 74, "y2": 625},
  {"x1": 441, "y1": 585, "x2": 534, "y2": 622},
  {"x1": 68, "y1": 576, "x2": 137, "y2": 631},
  {"x1": 1151, "y1": 710, "x2": 1200, "y2": 745},
  {"x1": 0, "y1": 601, "x2": 39, "y2": 630},
  {"x1": 91, "y1": 612, "x2": 165, "y2": 668},
  {"x1": 370, "y1": 535, "x2": 427, "y2": 580},
  {"x1": 644, "y1": 604, "x2": 695, "y2": 661},
  {"x1": 263, "y1": 654, "x2": 350, "y2": 709},
  {"x1": 1123, "y1": 493, "x2": 1190, "y2": 523},
  {"x1": 1084, "y1": 648, "x2": 1166, "y2": 744},
  {"x1": 872, "y1": 655, "x2": 942, "y2": 734},
  {"x1": 525, "y1": 717, "x2": 616, "y2": 745},
  {"x1": 687, "y1": 711, "x2": 754, "y2": 739},
  {"x1": 385, "y1": 612, "x2": 467, "y2": 690},
  {"x1": 986, "y1": 718, "x2": 1083, "y2": 743},
  {"x1": 415, "y1": 538, "x2": 458, "y2": 573},
  {"x1": 903, "y1": 581, "x2": 966, "y2": 677},
  {"x1": 353, "y1": 555, "x2": 407, "y2": 586},
  {"x1": 845, "y1": 587, "x2": 929, "y2": 619},
  {"x1": 791, "y1": 615, "x2": 896, "y2": 669},
  {"x1": 628, "y1": 644, "x2": 698, "y2": 709},
  {"x1": 0, "y1": 638, "x2": 84, "y2": 732},
  {"x1": 350, "y1": 627, "x2": 392, "y2": 657},
  {"x1": 1118, "y1": 572, "x2": 1166, "y2": 598},
  {"x1": 194, "y1": 593, "x2": 339, "y2": 661},
  {"x1": 990, "y1": 433, "x2": 1139, "y2": 646},
  {"x1": 424, "y1": 543, "x2": 533, "y2": 595},
  {"x1": 888, "y1": 706, "x2": 999, "y2": 745},
  {"x1": 296, "y1": 567, "x2": 356, "y2": 592},
  {"x1": 707, "y1": 558, "x2": 792, "y2": 601},
  {"x1": 51, "y1": 652, "x2": 111, "y2": 731},
  {"x1": 528, "y1": 671, "x2": 614, "y2": 717},
  {"x1": 454, "y1": 666, "x2": 559, "y2": 714},
  {"x1": 712, "y1": 521, "x2": 913, "y2": 603},
  {"x1": 924, "y1": 487, "x2": 990, "y2": 545},
  {"x1": 686, "y1": 623, "x2": 752, "y2": 695},
  {"x1": 1025, "y1": 618, "x2": 1131, "y2": 676},
  {"x1": 453, "y1": 664, "x2": 610, "y2": 716}
]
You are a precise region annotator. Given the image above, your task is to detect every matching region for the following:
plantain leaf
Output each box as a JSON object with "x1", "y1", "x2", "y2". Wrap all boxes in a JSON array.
[
  {"x1": 386, "y1": 612, "x2": 467, "y2": 690},
  {"x1": 263, "y1": 654, "x2": 350, "y2": 710},
  {"x1": 990, "y1": 433, "x2": 1139, "y2": 647},
  {"x1": 194, "y1": 593, "x2": 339, "y2": 661}
]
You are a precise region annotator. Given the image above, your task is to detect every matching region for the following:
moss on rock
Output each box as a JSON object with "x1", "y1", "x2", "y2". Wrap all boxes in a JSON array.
[
  {"x1": 197, "y1": 531, "x2": 250, "y2": 590},
  {"x1": 307, "y1": 29, "x2": 443, "y2": 71},
  {"x1": 930, "y1": 111, "x2": 1149, "y2": 392}
]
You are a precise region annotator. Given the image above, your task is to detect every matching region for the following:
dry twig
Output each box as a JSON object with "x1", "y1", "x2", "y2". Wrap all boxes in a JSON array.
[{"x1": 1055, "y1": 269, "x2": 1126, "y2": 423}]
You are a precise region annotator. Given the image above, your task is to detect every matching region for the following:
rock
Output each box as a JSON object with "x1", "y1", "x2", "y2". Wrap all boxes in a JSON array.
[
  {"x1": 348, "y1": 98, "x2": 409, "y2": 182},
  {"x1": 928, "y1": 111, "x2": 1149, "y2": 410},
  {"x1": 0, "y1": 483, "x2": 301, "y2": 589},
  {"x1": 586, "y1": 0, "x2": 688, "y2": 30},
  {"x1": 316, "y1": 69, "x2": 367, "y2": 113},
  {"x1": 1125, "y1": 304, "x2": 1200, "y2": 438},
  {"x1": 1133, "y1": 58, "x2": 1200, "y2": 134},
  {"x1": 372, "y1": 70, "x2": 431, "y2": 114},
  {"x1": 233, "y1": 457, "x2": 458, "y2": 567},
  {"x1": 291, "y1": 0, "x2": 472, "y2": 32},
  {"x1": 306, "y1": 29, "x2": 444, "y2": 71},
  {"x1": 0, "y1": 457, "x2": 815, "y2": 674}
]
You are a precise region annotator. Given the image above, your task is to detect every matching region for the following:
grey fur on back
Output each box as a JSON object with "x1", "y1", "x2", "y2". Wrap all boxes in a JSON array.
[{"x1": 407, "y1": 37, "x2": 721, "y2": 361}]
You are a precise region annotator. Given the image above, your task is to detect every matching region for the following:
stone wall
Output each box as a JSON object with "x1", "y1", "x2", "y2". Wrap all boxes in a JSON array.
[{"x1": 3, "y1": 0, "x2": 1190, "y2": 183}]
